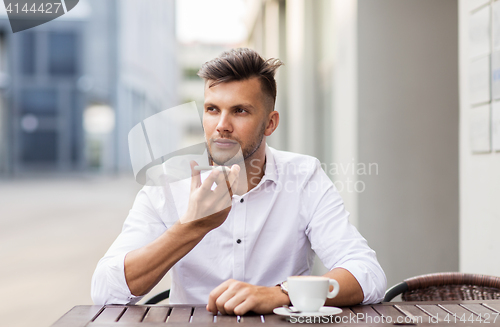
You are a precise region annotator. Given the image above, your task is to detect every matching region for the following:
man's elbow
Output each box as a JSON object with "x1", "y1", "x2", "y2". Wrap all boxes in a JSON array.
[
  {"x1": 91, "y1": 266, "x2": 109, "y2": 305},
  {"x1": 362, "y1": 269, "x2": 387, "y2": 304},
  {"x1": 91, "y1": 261, "x2": 140, "y2": 305}
]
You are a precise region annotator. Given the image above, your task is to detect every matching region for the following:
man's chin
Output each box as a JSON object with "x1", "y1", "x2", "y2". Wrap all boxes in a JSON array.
[{"x1": 209, "y1": 150, "x2": 244, "y2": 166}]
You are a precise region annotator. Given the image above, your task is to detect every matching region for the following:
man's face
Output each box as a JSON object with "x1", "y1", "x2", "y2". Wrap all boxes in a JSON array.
[{"x1": 203, "y1": 77, "x2": 269, "y2": 166}]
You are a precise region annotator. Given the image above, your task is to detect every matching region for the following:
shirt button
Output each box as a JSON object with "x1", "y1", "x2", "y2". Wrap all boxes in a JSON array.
[
  {"x1": 236, "y1": 239, "x2": 242, "y2": 244},
  {"x1": 240, "y1": 198, "x2": 244, "y2": 203}
]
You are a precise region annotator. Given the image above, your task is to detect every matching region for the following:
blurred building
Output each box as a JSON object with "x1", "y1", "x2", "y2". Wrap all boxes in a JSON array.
[
  {"x1": 0, "y1": 9, "x2": 86, "y2": 173},
  {"x1": 0, "y1": 0, "x2": 178, "y2": 175},
  {"x1": 245, "y1": 0, "x2": 460, "y2": 287}
]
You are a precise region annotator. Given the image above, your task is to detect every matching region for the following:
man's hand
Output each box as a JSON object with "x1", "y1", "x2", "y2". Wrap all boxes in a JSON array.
[
  {"x1": 206, "y1": 279, "x2": 290, "y2": 315},
  {"x1": 181, "y1": 161, "x2": 240, "y2": 230},
  {"x1": 124, "y1": 161, "x2": 240, "y2": 297}
]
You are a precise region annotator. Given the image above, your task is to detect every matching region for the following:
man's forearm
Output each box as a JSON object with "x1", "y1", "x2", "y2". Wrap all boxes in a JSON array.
[
  {"x1": 124, "y1": 221, "x2": 208, "y2": 296},
  {"x1": 323, "y1": 268, "x2": 364, "y2": 306}
]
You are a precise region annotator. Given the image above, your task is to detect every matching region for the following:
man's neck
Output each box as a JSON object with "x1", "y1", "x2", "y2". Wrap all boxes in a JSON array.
[{"x1": 237, "y1": 143, "x2": 267, "y2": 195}]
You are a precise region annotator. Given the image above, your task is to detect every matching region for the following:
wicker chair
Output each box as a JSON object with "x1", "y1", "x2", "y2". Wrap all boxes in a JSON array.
[{"x1": 384, "y1": 272, "x2": 500, "y2": 302}]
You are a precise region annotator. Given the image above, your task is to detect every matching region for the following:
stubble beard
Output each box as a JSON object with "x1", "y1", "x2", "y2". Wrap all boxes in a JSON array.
[{"x1": 207, "y1": 122, "x2": 266, "y2": 166}]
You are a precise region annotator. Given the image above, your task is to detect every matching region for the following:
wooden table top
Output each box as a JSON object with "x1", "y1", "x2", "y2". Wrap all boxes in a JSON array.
[{"x1": 50, "y1": 300, "x2": 500, "y2": 326}]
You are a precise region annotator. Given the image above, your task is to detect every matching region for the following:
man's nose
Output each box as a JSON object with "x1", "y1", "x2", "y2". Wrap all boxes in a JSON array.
[{"x1": 216, "y1": 111, "x2": 232, "y2": 134}]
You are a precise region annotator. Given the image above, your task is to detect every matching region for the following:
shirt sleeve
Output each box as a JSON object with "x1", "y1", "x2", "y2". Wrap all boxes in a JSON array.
[
  {"x1": 303, "y1": 161, "x2": 387, "y2": 304},
  {"x1": 91, "y1": 187, "x2": 167, "y2": 305}
]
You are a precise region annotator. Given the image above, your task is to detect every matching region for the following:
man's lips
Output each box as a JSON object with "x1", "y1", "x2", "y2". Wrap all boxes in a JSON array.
[{"x1": 212, "y1": 139, "x2": 238, "y2": 148}]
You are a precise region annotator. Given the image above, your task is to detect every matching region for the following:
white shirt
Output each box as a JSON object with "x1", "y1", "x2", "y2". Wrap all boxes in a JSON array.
[{"x1": 91, "y1": 145, "x2": 386, "y2": 305}]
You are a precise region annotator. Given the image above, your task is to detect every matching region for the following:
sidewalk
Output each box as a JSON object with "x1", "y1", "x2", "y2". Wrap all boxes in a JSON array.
[{"x1": 0, "y1": 175, "x2": 171, "y2": 327}]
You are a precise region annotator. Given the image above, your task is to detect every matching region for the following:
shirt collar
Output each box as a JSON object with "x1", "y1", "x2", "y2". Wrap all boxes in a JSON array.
[{"x1": 261, "y1": 144, "x2": 278, "y2": 184}]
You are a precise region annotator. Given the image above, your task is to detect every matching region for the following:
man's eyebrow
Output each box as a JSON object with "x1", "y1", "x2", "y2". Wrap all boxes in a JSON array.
[
  {"x1": 231, "y1": 103, "x2": 255, "y2": 110},
  {"x1": 204, "y1": 103, "x2": 256, "y2": 110}
]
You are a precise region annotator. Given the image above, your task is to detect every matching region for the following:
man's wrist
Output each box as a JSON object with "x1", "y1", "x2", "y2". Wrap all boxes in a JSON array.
[
  {"x1": 173, "y1": 218, "x2": 210, "y2": 240},
  {"x1": 277, "y1": 281, "x2": 288, "y2": 295},
  {"x1": 274, "y1": 285, "x2": 291, "y2": 305}
]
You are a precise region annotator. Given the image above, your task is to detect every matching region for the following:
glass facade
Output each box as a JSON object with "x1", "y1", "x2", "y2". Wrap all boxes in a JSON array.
[
  {"x1": 20, "y1": 31, "x2": 35, "y2": 75},
  {"x1": 49, "y1": 32, "x2": 78, "y2": 76},
  {"x1": 8, "y1": 26, "x2": 83, "y2": 171}
]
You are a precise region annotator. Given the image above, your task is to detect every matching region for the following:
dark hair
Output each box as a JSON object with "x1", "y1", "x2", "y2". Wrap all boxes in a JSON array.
[{"x1": 197, "y1": 48, "x2": 283, "y2": 109}]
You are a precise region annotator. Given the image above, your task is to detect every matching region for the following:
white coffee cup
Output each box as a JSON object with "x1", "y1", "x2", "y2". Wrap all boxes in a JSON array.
[{"x1": 287, "y1": 276, "x2": 340, "y2": 312}]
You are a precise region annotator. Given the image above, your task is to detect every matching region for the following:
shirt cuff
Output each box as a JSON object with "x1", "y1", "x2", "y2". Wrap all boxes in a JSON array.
[
  {"x1": 336, "y1": 261, "x2": 386, "y2": 304},
  {"x1": 105, "y1": 252, "x2": 144, "y2": 305}
]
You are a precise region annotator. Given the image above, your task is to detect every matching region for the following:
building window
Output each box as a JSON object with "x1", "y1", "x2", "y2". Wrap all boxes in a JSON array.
[
  {"x1": 48, "y1": 32, "x2": 77, "y2": 76},
  {"x1": 21, "y1": 88, "x2": 58, "y2": 115},
  {"x1": 22, "y1": 131, "x2": 58, "y2": 162},
  {"x1": 20, "y1": 31, "x2": 35, "y2": 75}
]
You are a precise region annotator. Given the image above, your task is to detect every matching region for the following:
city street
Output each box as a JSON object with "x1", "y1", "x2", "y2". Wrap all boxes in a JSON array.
[{"x1": 0, "y1": 174, "x2": 171, "y2": 327}]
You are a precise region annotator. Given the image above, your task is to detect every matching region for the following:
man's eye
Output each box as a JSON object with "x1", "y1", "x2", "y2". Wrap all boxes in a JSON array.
[
  {"x1": 206, "y1": 107, "x2": 217, "y2": 112},
  {"x1": 235, "y1": 108, "x2": 246, "y2": 113}
]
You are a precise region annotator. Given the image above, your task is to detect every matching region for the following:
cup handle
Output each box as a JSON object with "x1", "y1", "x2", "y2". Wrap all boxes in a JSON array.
[{"x1": 327, "y1": 279, "x2": 340, "y2": 299}]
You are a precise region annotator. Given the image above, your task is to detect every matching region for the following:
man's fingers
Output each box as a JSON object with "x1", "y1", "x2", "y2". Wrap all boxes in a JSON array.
[
  {"x1": 200, "y1": 169, "x2": 221, "y2": 191},
  {"x1": 233, "y1": 299, "x2": 254, "y2": 316},
  {"x1": 226, "y1": 165, "x2": 240, "y2": 198},
  {"x1": 207, "y1": 280, "x2": 231, "y2": 314},
  {"x1": 214, "y1": 164, "x2": 240, "y2": 198},
  {"x1": 214, "y1": 290, "x2": 233, "y2": 315},
  {"x1": 207, "y1": 280, "x2": 262, "y2": 316},
  {"x1": 220, "y1": 292, "x2": 248, "y2": 315},
  {"x1": 221, "y1": 167, "x2": 233, "y2": 199},
  {"x1": 213, "y1": 285, "x2": 247, "y2": 315},
  {"x1": 190, "y1": 161, "x2": 201, "y2": 191}
]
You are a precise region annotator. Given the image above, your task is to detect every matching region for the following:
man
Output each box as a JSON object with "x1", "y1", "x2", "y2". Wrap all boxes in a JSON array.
[{"x1": 91, "y1": 48, "x2": 386, "y2": 315}]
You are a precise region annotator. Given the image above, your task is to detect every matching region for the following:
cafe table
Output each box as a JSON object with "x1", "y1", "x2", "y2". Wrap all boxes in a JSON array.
[{"x1": 50, "y1": 300, "x2": 500, "y2": 326}]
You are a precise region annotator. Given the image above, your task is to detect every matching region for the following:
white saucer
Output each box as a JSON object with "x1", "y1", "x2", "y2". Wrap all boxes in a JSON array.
[{"x1": 273, "y1": 306, "x2": 343, "y2": 317}]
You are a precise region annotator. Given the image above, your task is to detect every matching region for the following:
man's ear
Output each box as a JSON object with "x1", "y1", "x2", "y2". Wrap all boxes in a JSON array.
[{"x1": 264, "y1": 111, "x2": 279, "y2": 136}]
